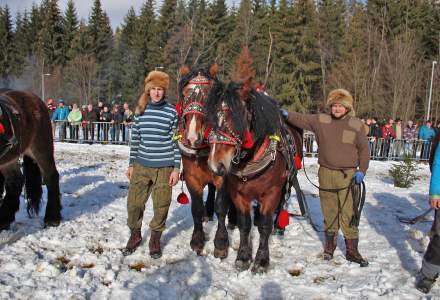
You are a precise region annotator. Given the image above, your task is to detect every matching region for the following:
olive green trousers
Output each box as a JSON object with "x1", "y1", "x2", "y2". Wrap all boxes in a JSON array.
[
  {"x1": 127, "y1": 163, "x2": 173, "y2": 232},
  {"x1": 318, "y1": 166, "x2": 358, "y2": 239}
]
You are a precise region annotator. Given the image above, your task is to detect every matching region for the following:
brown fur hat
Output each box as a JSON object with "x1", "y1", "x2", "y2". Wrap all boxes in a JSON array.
[
  {"x1": 136, "y1": 70, "x2": 170, "y2": 115},
  {"x1": 326, "y1": 88, "x2": 355, "y2": 116}
]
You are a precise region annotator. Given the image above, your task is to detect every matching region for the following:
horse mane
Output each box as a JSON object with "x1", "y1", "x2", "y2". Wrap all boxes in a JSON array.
[
  {"x1": 206, "y1": 80, "x2": 281, "y2": 146},
  {"x1": 178, "y1": 65, "x2": 218, "y2": 101}
]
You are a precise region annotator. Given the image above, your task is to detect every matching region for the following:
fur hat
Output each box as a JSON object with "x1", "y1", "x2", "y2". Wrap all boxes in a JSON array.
[
  {"x1": 136, "y1": 70, "x2": 170, "y2": 115},
  {"x1": 326, "y1": 89, "x2": 355, "y2": 116},
  {"x1": 144, "y1": 70, "x2": 169, "y2": 94}
]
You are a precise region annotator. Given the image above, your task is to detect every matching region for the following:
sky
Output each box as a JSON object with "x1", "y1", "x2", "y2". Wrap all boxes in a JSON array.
[{"x1": 0, "y1": 0, "x2": 146, "y2": 29}]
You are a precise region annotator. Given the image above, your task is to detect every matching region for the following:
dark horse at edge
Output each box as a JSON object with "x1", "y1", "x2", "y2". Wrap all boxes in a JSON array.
[{"x1": 0, "y1": 88, "x2": 61, "y2": 231}]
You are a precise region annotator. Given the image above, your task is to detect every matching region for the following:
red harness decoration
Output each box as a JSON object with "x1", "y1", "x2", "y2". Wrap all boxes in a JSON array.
[
  {"x1": 294, "y1": 153, "x2": 302, "y2": 170},
  {"x1": 176, "y1": 102, "x2": 182, "y2": 117},
  {"x1": 203, "y1": 127, "x2": 212, "y2": 140},
  {"x1": 0, "y1": 123, "x2": 5, "y2": 135},
  {"x1": 278, "y1": 209, "x2": 290, "y2": 229},
  {"x1": 242, "y1": 129, "x2": 253, "y2": 149}
]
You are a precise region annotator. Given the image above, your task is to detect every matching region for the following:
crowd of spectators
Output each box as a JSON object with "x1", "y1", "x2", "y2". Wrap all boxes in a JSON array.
[
  {"x1": 47, "y1": 98, "x2": 134, "y2": 144},
  {"x1": 362, "y1": 118, "x2": 436, "y2": 160}
]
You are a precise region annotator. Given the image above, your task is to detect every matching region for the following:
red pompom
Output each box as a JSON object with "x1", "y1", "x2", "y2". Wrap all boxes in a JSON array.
[
  {"x1": 0, "y1": 123, "x2": 5, "y2": 135},
  {"x1": 242, "y1": 129, "x2": 253, "y2": 149},
  {"x1": 203, "y1": 127, "x2": 212, "y2": 140},
  {"x1": 176, "y1": 102, "x2": 182, "y2": 117},
  {"x1": 294, "y1": 153, "x2": 302, "y2": 170},
  {"x1": 278, "y1": 209, "x2": 290, "y2": 229},
  {"x1": 177, "y1": 192, "x2": 189, "y2": 205}
]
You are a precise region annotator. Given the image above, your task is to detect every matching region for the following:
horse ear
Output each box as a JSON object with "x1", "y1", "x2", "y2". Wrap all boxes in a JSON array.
[
  {"x1": 179, "y1": 65, "x2": 190, "y2": 76},
  {"x1": 209, "y1": 63, "x2": 219, "y2": 78}
]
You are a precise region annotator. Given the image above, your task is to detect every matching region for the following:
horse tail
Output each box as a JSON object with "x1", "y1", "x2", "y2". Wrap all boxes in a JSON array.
[{"x1": 23, "y1": 155, "x2": 43, "y2": 216}]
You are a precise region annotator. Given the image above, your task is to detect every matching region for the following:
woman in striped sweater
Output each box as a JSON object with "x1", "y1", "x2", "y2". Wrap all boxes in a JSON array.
[{"x1": 123, "y1": 70, "x2": 181, "y2": 258}]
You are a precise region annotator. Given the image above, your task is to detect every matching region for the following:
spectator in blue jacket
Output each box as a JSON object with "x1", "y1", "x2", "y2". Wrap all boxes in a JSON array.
[
  {"x1": 52, "y1": 99, "x2": 70, "y2": 141},
  {"x1": 420, "y1": 121, "x2": 437, "y2": 160},
  {"x1": 417, "y1": 131, "x2": 440, "y2": 293}
]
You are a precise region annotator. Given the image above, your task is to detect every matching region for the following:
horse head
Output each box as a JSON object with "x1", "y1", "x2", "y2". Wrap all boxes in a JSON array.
[
  {"x1": 206, "y1": 78, "x2": 282, "y2": 176},
  {"x1": 177, "y1": 64, "x2": 219, "y2": 149}
]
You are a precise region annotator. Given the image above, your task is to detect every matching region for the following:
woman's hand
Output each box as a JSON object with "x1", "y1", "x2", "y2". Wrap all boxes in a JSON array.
[
  {"x1": 169, "y1": 170, "x2": 179, "y2": 186},
  {"x1": 126, "y1": 166, "x2": 133, "y2": 181}
]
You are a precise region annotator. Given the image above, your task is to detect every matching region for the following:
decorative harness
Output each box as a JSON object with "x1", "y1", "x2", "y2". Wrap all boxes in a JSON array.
[
  {"x1": 208, "y1": 102, "x2": 279, "y2": 180},
  {"x1": 0, "y1": 96, "x2": 20, "y2": 160},
  {"x1": 174, "y1": 74, "x2": 212, "y2": 157}
]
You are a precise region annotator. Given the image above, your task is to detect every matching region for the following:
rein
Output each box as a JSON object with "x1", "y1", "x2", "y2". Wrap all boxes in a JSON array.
[{"x1": 297, "y1": 156, "x2": 366, "y2": 232}]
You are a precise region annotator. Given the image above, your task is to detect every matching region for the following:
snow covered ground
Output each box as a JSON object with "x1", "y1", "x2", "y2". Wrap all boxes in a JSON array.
[{"x1": 0, "y1": 142, "x2": 435, "y2": 299}]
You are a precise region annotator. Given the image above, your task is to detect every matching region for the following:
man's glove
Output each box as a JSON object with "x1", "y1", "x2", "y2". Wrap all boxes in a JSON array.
[
  {"x1": 280, "y1": 108, "x2": 289, "y2": 120},
  {"x1": 353, "y1": 171, "x2": 364, "y2": 184}
]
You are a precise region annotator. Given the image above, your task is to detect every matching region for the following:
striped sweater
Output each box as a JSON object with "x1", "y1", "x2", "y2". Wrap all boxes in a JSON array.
[{"x1": 129, "y1": 99, "x2": 181, "y2": 170}]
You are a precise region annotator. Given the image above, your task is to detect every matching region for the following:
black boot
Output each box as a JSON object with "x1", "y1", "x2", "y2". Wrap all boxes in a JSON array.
[
  {"x1": 122, "y1": 229, "x2": 142, "y2": 256},
  {"x1": 416, "y1": 273, "x2": 437, "y2": 294},
  {"x1": 345, "y1": 238, "x2": 369, "y2": 267},
  {"x1": 149, "y1": 230, "x2": 162, "y2": 259},
  {"x1": 323, "y1": 231, "x2": 337, "y2": 260}
]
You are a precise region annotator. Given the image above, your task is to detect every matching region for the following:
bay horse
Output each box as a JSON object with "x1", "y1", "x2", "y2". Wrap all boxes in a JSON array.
[
  {"x1": 0, "y1": 89, "x2": 61, "y2": 230},
  {"x1": 176, "y1": 65, "x2": 232, "y2": 257},
  {"x1": 206, "y1": 79, "x2": 303, "y2": 273}
]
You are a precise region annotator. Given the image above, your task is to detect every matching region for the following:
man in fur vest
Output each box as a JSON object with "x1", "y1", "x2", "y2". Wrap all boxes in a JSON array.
[
  {"x1": 281, "y1": 89, "x2": 370, "y2": 267},
  {"x1": 123, "y1": 70, "x2": 181, "y2": 258}
]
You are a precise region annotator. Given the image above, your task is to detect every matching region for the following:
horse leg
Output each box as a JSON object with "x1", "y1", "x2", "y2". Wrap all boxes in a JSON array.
[
  {"x1": 235, "y1": 210, "x2": 252, "y2": 271},
  {"x1": 252, "y1": 211, "x2": 273, "y2": 273},
  {"x1": 204, "y1": 183, "x2": 215, "y2": 221},
  {"x1": 227, "y1": 201, "x2": 237, "y2": 229},
  {"x1": 28, "y1": 150, "x2": 61, "y2": 227},
  {"x1": 213, "y1": 185, "x2": 230, "y2": 258},
  {"x1": 0, "y1": 164, "x2": 24, "y2": 231},
  {"x1": 23, "y1": 155, "x2": 43, "y2": 217},
  {"x1": 189, "y1": 188, "x2": 206, "y2": 255}
]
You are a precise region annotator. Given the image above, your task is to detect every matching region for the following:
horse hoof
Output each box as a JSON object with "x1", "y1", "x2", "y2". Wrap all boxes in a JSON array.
[
  {"x1": 235, "y1": 259, "x2": 251, "y2": 271},
  {"x1": 190, "y1": 240, "x2": 204, "y2": 255},
  {"x1": 251, "y1": 263, "x2": 268, "y2": 274},
  {"x1": 214, "y1": 247, "x2": 228, "y2": 259},
  {"x1": 44, "y1": 219, "x2": 61, "y2": 227}
]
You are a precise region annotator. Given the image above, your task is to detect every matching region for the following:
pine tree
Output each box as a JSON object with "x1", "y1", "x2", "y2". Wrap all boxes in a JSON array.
[
  {"x1": 63, "y1": 0, "x2": 79, "y2": 62},
  {"x1": 137, "y1": 0, "x2": 160, "y2": 74},
  {"x1": 273, "y1": 0, "x2": 321, "y2": 112},
  {"x1": 37, "y1": 0, "x2": 65, "y2": 69},
  {"x1": 13, "y1": 11, "x2": 32, "y2": 76},
  {"x1": 88, "y1": 0, "x2": 114, "y2": 100},
  {"x1": 0, "y1": 5, "x2": 15, "y2": 84},
  {"x1": 317, "y1": 0, "x2": 346, "y2": 98},
  {"x1": 117, "y1": 7, "x2": 144, "y2": 104},
  {"x1": 157, "y1": 0, "x2": 177, "y2": 62}
]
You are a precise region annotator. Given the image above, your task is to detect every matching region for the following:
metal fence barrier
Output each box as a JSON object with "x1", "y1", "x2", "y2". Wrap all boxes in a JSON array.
[
  {"x1": 52, "y1": 122, "x2": 431, "y2": 161},
  {"x1": 303, "y1": 132, "x2": 431, "y2": 161},
  {"x1": 52, "y1": 120, "x2": 132, "y2": 145}
]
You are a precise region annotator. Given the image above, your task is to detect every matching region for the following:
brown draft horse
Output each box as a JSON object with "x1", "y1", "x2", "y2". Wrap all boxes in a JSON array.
[
  {"x1": 0, "y1": 89, "x2": 61, "y2": 230},
  {"x1": 206, "y1": 78, "x2": 303, "y2": 273},
  {"x1": 176, "y1": 65, "x2": 232, "y2": 257}
]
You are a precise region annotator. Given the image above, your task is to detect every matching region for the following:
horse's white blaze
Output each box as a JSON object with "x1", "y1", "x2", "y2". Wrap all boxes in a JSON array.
[
  {"x1": 187, "y1": 115, "x2": 198, "y2": 146},
  {"x1": 208, "y1": 143, "x2": 218, "y2": 172}
]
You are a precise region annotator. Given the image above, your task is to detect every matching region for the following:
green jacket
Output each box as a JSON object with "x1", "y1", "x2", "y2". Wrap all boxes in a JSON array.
[{"x1": 68, "y1": 110, "x2": 82, "y2": 126}]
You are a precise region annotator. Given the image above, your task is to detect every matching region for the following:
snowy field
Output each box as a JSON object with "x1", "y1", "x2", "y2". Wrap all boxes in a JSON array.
[{"x1": 0, "y1": 142, "x2": 435, "y2": 299}]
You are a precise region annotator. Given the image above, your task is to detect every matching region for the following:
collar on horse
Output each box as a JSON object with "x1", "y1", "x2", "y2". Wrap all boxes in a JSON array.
[{"x1": 0, "y1": 96, "x2": 20, "y2": 159}]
